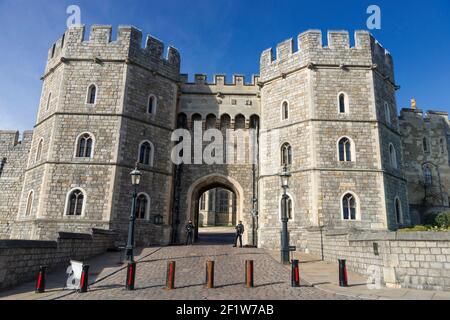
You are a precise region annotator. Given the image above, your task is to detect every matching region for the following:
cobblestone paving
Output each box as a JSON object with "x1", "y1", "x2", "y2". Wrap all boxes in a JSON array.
[{"x1": 57, "y1": 234, "x2": 356, "y2": 300}]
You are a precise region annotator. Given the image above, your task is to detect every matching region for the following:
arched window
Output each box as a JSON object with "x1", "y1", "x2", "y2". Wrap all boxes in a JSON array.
[
  {"x1": 218, "y1": 190, "x2": 229, "y2": 212},
  {"x1": 281, "y1": 101, "x2": 289, "y2": 120},
  {"x1": 200, "y1": 194, "x2": 206, "y2": 210},
  {"x1": 136, "y1": 193, "x2": 150, "y2": 220},
  {"x1": 338, "y1": 137, "x2": 352, "y2": 162},
  {"x1": 338, "y1": 93, "x2": 348, "y2": 114},
  {"x1": 423, "y1": 137, "x2": 429, "y2": 154},
  {"x1": 87, "y1": 84, "x2": 97, "y2": 104},
  {"x1": 220, "y1": 114, "x2": 231, "y2": 130},
  {"x1": 25, "y1": 190, "x2": 34, "y2": 216},
  {"x1": 177, "y1": 113, "x2": 188, "y2": 129},
  {"x1": 395, "y1": 197, "x2": 402, "y2": 224},
  {"x1": 249, "y1": 115, "x2": 260, "y2": 130},
  {"x1": 191, "y1": 113, "x2": 202, "y2": 130},
  {"x1": 206, "y1": 114, "x2": 217, "y2": 129},
  {"x1": 148, "y1": 94, "x2": 157, "y2": 114},
  {"x1": 51, "y1": 44, "x2": 56, "y2": 58},
  {"x1": 440, "y1": 138, "x2": 445, "y2": 154},
  {"x1": 46, "y1": 92, "x2": 51, "y2": 111},
  {"x1": 423, "y1": 166, "x2": 432, "y2": 186},
  {"x1": 389, "y1": 144, "x2": 398, "y2": 169},
  {"x1": 36, "y1": 138, "x2": 43, "y2": 162},
  {"x1": 281, "y1": 195, "x2": 293, "y2": 220},
  {"x1": 281, "y1": 143, "x2": 292, "y2": 166},
  {"x1": 66, "y1": 188, "x2": 85, "y2": 216},
  {"x1": 342, "y1": 193, "x2": 357, "y2": 220},
  {"x1": 139, "y1": 141, "x2": 153, "y2": 166},
  {"x1": 385, "y1": 102, "x2": 391, "y2": 125},
  {"x1": 234, "y1": 114, "x2": 246, "y2": 130},
  {"x1": 76, "y1": 133, "x2": 93, "y2": 158}
]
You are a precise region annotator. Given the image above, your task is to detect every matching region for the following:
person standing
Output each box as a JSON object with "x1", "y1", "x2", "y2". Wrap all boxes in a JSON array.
[
  {"x1": 185, "y1": 220, "x2": 195, "y2": 246},
  {"x1": 233, "y1": 221, "x2": 245, "y2": 248}
]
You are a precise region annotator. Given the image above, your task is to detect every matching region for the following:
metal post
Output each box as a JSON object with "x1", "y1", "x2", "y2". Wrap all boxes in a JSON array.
[
  {"x1": 245, "y1": 260, "x2": 254, "y2": 288},
  {"x1": 205, "y1": 261, "x2": 215, "y2": 289},
  {"x1": 291, "y1": 260, "x2": 300, "y2": 287},
  {"x1": 35, "y1": 266, "x2": 46, "y2": 293},
  {"x1": 126, "y1": 185, "x2": 138, "y2": 263},
  {"x1": 79, "y1": 265, "x2": 89, "y2": 293},
  {"x1": 338, "y1": 259, "x2": 348, "y2": 287},
  {"x1": 280, "y1": 190, "x2": 290, "y2": 264},
  {"x1": 166, "y1": 261, "x2": 176, "y2": 290},
  {"x1": 126, "y1": 261, "x2": 136, "y2": 290}
]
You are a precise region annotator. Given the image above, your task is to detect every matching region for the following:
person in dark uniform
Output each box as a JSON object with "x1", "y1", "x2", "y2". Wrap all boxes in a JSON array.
[
  {"x1": 185, "y1": 220, "x2": 195, "y2": 245},
  {"x1": 233, "y1": 221, "x2": 245, "y2": 248}
]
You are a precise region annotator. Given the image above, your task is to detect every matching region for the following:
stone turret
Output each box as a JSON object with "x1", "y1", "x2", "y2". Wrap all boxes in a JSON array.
[
  {"x1": 45, "y1": 25, "x2": 180, "y2": 79},
  {"x1": 260, "y1": 30, "x2": 394, "y2": 84},
  {"x1": 11, "y1": 25, "x2": 180, "y2": 244}
]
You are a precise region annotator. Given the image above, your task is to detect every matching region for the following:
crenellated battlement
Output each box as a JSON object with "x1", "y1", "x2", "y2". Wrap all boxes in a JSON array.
[
  {"x1": 260, "y1": 30, "x2": 394, "y2": 82},
  {"x1": 400, "y1": 108, "x2": 450, "y2": 124},
  {"x1": 0, "y1": 130, "x2": 33, "y2": 149},
  {"x1": 179, "y1": 74, "x2": 260, "y2": 96},
  {"x1": 180, "y1": 74, "x2": 260, "y2": 86},
  {"x1": 45, "y1": 25, "x2": 180, "y2": 80}
]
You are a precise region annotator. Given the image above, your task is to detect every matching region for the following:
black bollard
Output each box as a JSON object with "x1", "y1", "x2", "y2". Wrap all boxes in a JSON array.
[
  {"x1": 291, "y1": 260, "x2": 300, "y2": 287},
  {"x1": 79, "y1": 264, "x2": 90, "y2": 293},
  {"x1": 338, "y1": 259, "x2": 348, "y2": 287},
  {"x1": 35, "y1": 266, "x2": 47, "y2": 293},
  {"x1": 126, "y1": 262, "x2": 137, "y2": 290}
]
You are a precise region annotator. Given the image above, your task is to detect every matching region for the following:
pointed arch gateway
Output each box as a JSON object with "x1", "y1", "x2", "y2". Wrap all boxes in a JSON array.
[{"x1": 186, "y1": 174, "x2": 244, "y2": 241}]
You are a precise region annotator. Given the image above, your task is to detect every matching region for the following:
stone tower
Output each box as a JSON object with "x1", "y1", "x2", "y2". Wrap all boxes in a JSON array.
[
  {"x1": 10, "y1": 25, "x2": 180, "y2": 245},
  {"x1": 258, "y1": 30, "x2": 410, "y2": 250},
  {"x1": 400, "y1": 107, "x2": 450, "y2": 224}
]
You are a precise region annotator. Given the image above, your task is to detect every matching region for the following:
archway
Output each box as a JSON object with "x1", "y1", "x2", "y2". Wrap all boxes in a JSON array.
[
  {"x1": 186, "y1": 174, "x2": 244, "y2": 244},
  {"x1": 198, "y1": 188, "x2": 236, "y2": 227}
]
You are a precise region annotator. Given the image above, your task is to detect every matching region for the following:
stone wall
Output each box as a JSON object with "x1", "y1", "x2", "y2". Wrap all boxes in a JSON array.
[
  {"x1": 0, "y1": 131, "x2": 33, "y2": 239},
  {"x1": 304, "y1": 229, "x2": 450, "y2": 291},
  {"x1": 0, "y1": 228, "x2": 117, "y2": 290}
]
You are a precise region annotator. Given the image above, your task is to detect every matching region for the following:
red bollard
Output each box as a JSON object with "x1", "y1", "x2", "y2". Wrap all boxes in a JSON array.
[
  {"x1": 338, "y1": 259, "x2": 348, "y2": 287},
  {"x1": 245, "y1": 260, "x2": 254, "y2": 288},
  {"x1": 126, "y1": 262, "x2": 136, "y2": 290},
  {"x1": 35, "y1": 266, "x2": 47, "y2": 293},
  {"x1": 291, "y1": 260, "x2": 300, "y2": 287},
  {"x1": 166, "y1": 261, "x2": 176, "y2": 290},
  {"x1": 79, "y1": 264, "x2": 89, "y2": 293}
]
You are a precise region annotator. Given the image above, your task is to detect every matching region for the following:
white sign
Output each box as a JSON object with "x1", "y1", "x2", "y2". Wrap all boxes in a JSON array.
[{"x1": 65, "y1": 260, "x2": 83, "y2": 290}]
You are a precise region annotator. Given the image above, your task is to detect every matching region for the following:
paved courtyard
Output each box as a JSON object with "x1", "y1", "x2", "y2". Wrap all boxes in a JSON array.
[
  {"x1": 58, "y1": 228, "x2": 352, "y2": 300},
  {"x1": 2, "y1": 227, "x2": 448, "y2": 300}
]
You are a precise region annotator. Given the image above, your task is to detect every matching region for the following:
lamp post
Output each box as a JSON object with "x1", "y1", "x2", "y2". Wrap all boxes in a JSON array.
[
  {"x1": 251, "y1": 201, "x2": 258, "y2": 248},
  {"x1": 126, "y1": 165, "x2": 142, "y2": 263},
  {"x1": 279, "y1": 165, "x2": 291, "y2": 265}
]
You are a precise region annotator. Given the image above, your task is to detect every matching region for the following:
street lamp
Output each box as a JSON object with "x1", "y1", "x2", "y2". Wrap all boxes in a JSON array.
[
  {"x1": 279, "y1": 165, "x2": 291, "y2": 265},
  {"x1": 125, "y1": 165, "x2": 141, "y2": 290},
  {"x1": 126, "y1": 165, "x2": 141, "y2": 263}
]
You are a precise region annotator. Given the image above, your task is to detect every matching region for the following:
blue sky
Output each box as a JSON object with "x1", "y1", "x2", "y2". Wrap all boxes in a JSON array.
[{"x1": 0, "y1": 0, "x2": 449, "y2": 132}]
